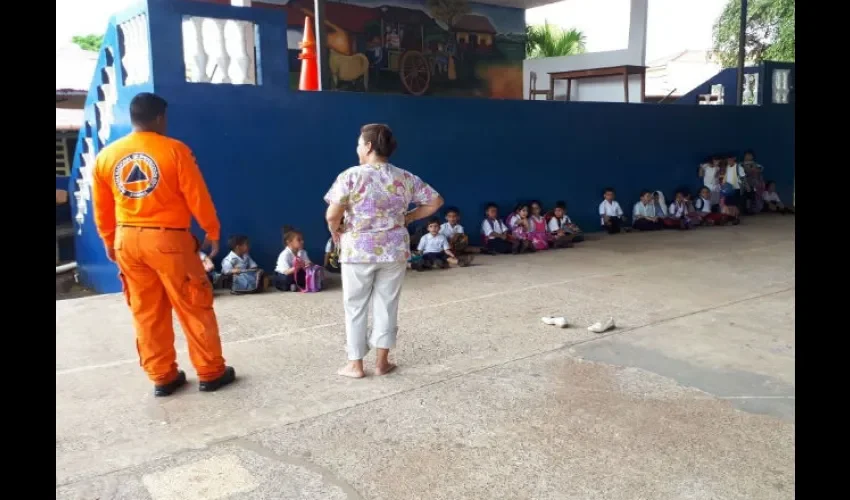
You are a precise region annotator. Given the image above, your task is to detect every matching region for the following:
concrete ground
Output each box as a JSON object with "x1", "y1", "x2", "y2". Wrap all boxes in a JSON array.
[{"x1": 56, "y1": 216, "x2": 795, "y2": 500}]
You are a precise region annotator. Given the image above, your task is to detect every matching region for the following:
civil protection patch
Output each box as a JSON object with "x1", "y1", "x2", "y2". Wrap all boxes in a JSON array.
[{"x1": 113, "y1": 153, "x2": 160, "y2": 199}]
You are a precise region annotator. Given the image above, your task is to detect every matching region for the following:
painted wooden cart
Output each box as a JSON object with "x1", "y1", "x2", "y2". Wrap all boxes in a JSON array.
[{"x1": 375, "y1": 6, "x2": 449, "y2": 96}]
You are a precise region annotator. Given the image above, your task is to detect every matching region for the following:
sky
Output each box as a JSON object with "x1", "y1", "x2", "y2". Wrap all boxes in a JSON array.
[
  {"x1": 527, "y1": 0, "x2": 729, "y2": 62},
  {"x1": 56, "y1": 0, "x2": 729, "y2": 61}
]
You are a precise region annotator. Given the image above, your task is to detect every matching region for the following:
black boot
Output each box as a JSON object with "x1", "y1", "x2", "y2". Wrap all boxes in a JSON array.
[
  {"x1": 154, "y1": 370, "x2": 187, "y2": 397},
  {"x1": 199, "y1": 366, "x2": 236, "y2": 392}
]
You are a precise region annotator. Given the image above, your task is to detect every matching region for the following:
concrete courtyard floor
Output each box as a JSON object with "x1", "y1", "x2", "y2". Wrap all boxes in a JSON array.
[{"x1": 56, "y1": 216, "x2": 795, "y2": 500}]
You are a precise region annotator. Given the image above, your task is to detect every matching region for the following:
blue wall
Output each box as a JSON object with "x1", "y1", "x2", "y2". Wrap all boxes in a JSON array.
[
  {"x1": 169, "y1": 92, "x2": 794, "y2": 274},
  {"x1": 70, "y1": 0, "x2": 796, "y2": 293},
  {"x1": 676, "y1": 67, "x2": 759, "y2": 106},
  {"x1": 676, "y1": 61, "x2": 795, "y2": 106}
]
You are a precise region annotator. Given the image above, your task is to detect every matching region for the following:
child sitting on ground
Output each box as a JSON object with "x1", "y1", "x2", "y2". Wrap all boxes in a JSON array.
[
  {"x1": 632, "y1": 190, "x2": 665, "y2": 231},
  {"x1": 599, "y1": 187, "x2": 628, "y2": 234},
  {"x1": 192, "y1": 234, "x2": 216, "y2": 288},
  {"x1": 526, "y1": 201, "x2": 552, "y2": 251},
  {"x1": 665, "y1": 190, "x2": 691, "y2": 229},
  {"x1": 695, "y1": 186, "x2": 728, "y2": 226},
  {"x1": 439, "y1": 207, "x2": 476, "y2": 265},
  {"x1": 413, "y1": 217, "x2": 457, "y2": 270},
  {"x1": 275, "y1": 227, "x2": 312, "y2": 291},
  {"x1": 719, "y1": 190, "x2": 742, "y2": 225},
  {"x1": 507, "y1": 203, "x2": 534, "y2": 253},
  {"x1": 683, "y1": 192, "x2": 703, "y2": 226},
  {"x1": 221, "y1": 234, "x2": 267, "y2": 294},
  {"x1": 193, "y1": 234, "x2": 217, "y2": 284},
  {"x1": 761, "y1": 181, "x2": 794, "y2": 214},
  {"x1": 547, "y1": 201, "x2": 582, "y2": 246},
  {"x1": 481, "y1": 202, "x2": 518, "y2": 254},
  {"x1": 323, "y1": 222, "x2": 342, "y2": 274}
]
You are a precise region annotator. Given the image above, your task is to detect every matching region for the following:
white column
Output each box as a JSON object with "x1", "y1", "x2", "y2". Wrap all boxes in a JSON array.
[
  {"x1": 628, "y1": 0, "x2": 649, "y2": 66},
  {"x1": 230, "y1": 0, "x2": 255, "y2": 84}
]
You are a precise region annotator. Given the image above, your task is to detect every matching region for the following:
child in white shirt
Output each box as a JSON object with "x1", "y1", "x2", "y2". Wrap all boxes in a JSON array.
[
  {"x1": 547, "y1": 200, "x2": 582, "y2": 246},
  {"x1": 414, "y1": 217, "x2": 456, "y2": 270},
  {"x1": 762, "y1": 181, "x2": 794, "y2": 214},
  {"x1": 698, "y1": 156, "x2": 722, "y2": 205},
  {"x1": 481, "y1": 202, "x2": 518, "y2": 254},
  {"x1": 274, "y1": 228, "x2": 312, "y2": 291},
  {"x1": 439, "y1": 207, "x2": 474, "y2": 266},
  {"x1": 599, "y1": 188, "x2": 627, "y2": 234},
  {"x1": 632, "y1": 190, "x2": 665, "y2": 231},
  {"x1": 665, "y1": 190, "x2": 691, "y2": 230}
]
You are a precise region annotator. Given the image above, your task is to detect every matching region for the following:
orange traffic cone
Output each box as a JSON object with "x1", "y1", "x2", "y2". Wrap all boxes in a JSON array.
[{"x1": 298, "y1": 16, "x2": 319, "y2": 91}]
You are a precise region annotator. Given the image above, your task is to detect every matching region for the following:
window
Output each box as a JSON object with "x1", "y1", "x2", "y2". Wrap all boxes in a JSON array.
[{"x1": 56, "y1": 134, "x2": 71, "y2": 177}]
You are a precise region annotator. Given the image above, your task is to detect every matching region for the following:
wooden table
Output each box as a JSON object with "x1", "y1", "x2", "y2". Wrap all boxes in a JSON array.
[{"x1": 548, "y1": 65, "x2": 647, "y2": 103}]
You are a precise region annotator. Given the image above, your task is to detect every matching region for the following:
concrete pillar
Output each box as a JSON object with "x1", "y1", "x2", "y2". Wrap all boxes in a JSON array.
[{"x1": 628, "y1": 0, "x2": 649, "y2": 65}]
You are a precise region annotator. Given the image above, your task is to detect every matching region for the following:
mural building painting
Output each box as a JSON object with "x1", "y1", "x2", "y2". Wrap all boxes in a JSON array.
[{"x1": 256, "y1": 0, "x2": 525, "y2": 99}]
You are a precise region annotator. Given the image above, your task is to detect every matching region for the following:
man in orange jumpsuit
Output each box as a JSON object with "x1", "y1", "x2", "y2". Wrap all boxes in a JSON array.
[{"x1": 91, "y1": 92, "x2": 235, "y2": 397}]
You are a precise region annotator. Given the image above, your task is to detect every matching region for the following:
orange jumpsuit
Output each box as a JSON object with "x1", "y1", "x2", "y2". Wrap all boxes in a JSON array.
[{"x1": 91, "y1": 131, "x2": 226, "y2": 384}]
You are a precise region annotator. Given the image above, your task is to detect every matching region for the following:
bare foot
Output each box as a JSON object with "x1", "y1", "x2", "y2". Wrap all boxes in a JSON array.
[
  {"x1": 374, "y1": 363, "x2": 397, "y2": 376},
  {"x1": 337, "y1": 363, "x2": 365, "y2": 379}
]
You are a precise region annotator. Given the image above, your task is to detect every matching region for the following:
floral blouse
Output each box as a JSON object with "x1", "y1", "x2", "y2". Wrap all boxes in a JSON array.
[{"x1": 324, "y1": 163, "x2": 439, "y2": 264}]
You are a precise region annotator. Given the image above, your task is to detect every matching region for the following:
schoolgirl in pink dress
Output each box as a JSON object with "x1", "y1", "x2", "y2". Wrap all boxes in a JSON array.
[
  {"x1": 506, "y1": 202, "x2": 534, "y2": 253},
  {"x1": 527, "y1": 201, "x2": 552, "y2": 251}
]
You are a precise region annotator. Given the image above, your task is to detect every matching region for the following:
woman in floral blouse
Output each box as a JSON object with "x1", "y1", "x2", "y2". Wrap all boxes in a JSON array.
[{"x1": 324, "y1": 124, "x2": 444, "y2": 379}]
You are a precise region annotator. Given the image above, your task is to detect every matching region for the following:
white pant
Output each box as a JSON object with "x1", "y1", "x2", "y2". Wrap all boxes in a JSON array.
[{"x1": 341, "y1": 261, "x2": 407, "y2": 360}]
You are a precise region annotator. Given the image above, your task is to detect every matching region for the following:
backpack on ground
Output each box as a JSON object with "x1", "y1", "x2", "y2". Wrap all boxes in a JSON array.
[{"x1": 294, "y1": 257, "x2": 324, "y2": 293}]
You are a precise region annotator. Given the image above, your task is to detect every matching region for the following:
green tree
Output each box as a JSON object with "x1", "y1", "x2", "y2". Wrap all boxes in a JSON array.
[
  {"x1": 712, "y1": 0, "x2": 795, "y2": 68},
  {"x1": 426, "y1": 0, "x2": 471, "y2": 31},
  {"x1": 525, "y1": 22, "x2": 587, "y2": 59},
  {"x1": 71, "y1": 34, "x2": 104, "y2": 52}
]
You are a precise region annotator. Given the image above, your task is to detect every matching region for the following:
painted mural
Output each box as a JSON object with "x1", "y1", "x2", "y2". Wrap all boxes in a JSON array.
[{"x1": 255, "y1": 0, "x2": 525, "y2": 99}]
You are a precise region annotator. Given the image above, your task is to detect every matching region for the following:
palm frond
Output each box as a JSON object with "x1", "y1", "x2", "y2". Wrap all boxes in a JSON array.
[{"x1": 526, "y1": 22, "x2": 587, "y2": 59}]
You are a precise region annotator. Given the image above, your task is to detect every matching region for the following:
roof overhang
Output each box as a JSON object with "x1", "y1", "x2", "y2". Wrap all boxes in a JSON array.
[
  {"x1": 56, "y1": 108, "x2": 84, "y2": 132},
  {"x1": 451, "y1": 0, "x2": 564, "y2": 8}
]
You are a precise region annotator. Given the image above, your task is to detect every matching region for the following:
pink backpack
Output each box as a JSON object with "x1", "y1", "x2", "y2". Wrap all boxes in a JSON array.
[{"x1": 294, "y1": 258, "x2": 324, "y2": 293}]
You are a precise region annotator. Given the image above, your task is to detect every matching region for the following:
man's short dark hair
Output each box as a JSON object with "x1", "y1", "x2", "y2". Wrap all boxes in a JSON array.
[
  {"x1": 130, "y1": 92, "x2": 168, "y2": 125},
  {"x1": 427, "y1": 216, "x2": 441, "y2": 226},
  {"x1": 228, "y1": 234, "x2": 249, "y2": 250},
  {"x1": 554, "y1": 200, "x2": 566, "y2": 210},
  {"x1": 602, "y1": 187, "x2": 615, "y2": 196},
  {"x1": 485, "y1": 202, "x2": 499, "y2": 210},
  {"x1": 360, "y1": 123, "x2": 397, "y2": 158},
  {"x1": 445, "y1": 206, "x2": 460, "y2": 216}
]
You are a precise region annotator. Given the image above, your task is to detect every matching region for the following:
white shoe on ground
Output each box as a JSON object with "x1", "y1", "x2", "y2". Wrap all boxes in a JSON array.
[
  {"x1": 542, "y1": 316, "x2": 569, "y2": 328},
  {"x1": 588, "y1": 317, "x2": 615, "y2": 333}
]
